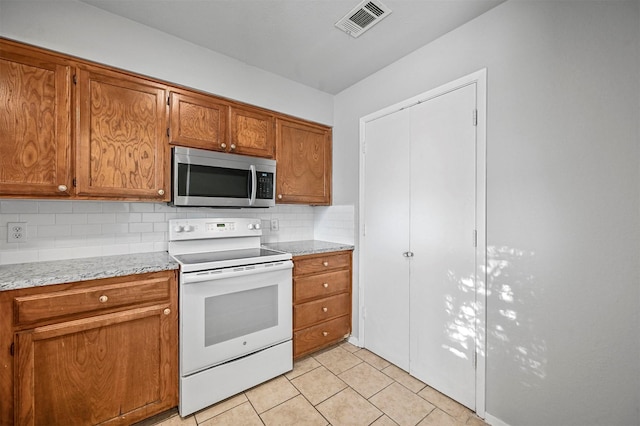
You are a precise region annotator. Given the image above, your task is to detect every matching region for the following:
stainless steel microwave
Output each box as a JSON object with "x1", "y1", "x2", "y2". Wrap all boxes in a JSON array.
[{"x1": 171, "y1": 147, "x2": 276, "y2": 208}]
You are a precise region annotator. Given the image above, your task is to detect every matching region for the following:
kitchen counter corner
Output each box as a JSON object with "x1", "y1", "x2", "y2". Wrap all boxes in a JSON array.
[{"x1": 262, "y1": 240, "x2": 354, "y2": 257}]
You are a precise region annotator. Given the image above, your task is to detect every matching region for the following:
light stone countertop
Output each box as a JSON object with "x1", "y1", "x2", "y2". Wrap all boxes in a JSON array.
[
  {"x1": 262, "y1": 240, "x2": 354, "y2": 257},
  {"x1": 0, "y1": 252, "x2": 179, "y2": 292}
]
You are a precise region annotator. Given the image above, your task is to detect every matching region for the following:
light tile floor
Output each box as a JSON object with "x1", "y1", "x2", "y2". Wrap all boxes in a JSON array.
[{"x1": 146, "y1": 342, "x2": 490, "y2": 426}]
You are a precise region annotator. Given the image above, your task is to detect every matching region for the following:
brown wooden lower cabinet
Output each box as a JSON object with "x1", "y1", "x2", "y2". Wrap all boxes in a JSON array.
[
  {"x1": 292, "y1": 250, "x2": 353, "y2": 359},
  {"x1": 0, "y1": 270, "x2": 178, "y2": 426}
]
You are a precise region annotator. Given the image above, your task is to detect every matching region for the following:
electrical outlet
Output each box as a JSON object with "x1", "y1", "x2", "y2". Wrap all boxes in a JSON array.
[
  {"x1": 270, "y1": 219, "x2": 279, "y2": 231},
  {"x1": 7, "y1": 222, "x2": 27, "y2": 243}
]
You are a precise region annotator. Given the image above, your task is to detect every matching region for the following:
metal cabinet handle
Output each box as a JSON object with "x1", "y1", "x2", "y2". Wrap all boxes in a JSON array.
[
  {"x1": 322, "y1": 307, "x2": 328, "y2": 312},
  {"x1": 158, "y1": 189, "x2": 165, "y2": 196},
  {"x1": 230, "y1": 144, "x2": 236, "y2": 150},
  {"x1": 58, "y1": 184, "x2": 67, "y2": 192},
  {"x1": 322, "y1": 331, "x2": 329, "y2": 337},
  {"x1": 163, "y1": 308, "x2": 171, "y2": 315},
  {"x1": 221, "y1": 143, "x2": 227, "y2": 149},
  {"x1": 402, "y1": 252, "x2": 414, "y2": 258},
  {"x1": 323, "y1": 283, "x2": 329, "y2": 288},
  {"x1": 278, "y1": 194, "x2": 283, "y2": 200},
  {"x1": 323, "y1": 261, "x2": 329, "y2": 267},
  {"x1": 99, "y1": 295, "x2": 108, "y2": 303}
]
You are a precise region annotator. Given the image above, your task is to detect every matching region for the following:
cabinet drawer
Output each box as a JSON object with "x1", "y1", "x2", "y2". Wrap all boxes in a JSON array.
[
  {"x1": 294, "y1": 293, "x2": 351, "y2": 330},
  {"x1": 294, "y1": 251, "x2": 351, "y2": 276},
  {"x1": 14, "y1": 276, "x2": 171, "y2": 326},
  {"x1": 294, "y1": 270, "x2": 350, "y2": 303},
  {"x1": 294, "y1": 315, "x2": 351, "y2": 358}
]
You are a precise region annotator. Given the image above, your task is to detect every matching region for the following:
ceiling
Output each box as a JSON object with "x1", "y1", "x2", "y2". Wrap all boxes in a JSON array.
[{"x1": 79, "y1": 0, "x2": 504, "y2": 94}]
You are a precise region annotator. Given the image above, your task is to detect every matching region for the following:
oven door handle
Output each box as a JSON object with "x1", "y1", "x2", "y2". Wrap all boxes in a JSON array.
[
  {"x1": 181, "y1": 260, "x2": 293, "y2": 284},
  {"x1": 248, "y1": 164, "x2": 257, "y2": 206}
]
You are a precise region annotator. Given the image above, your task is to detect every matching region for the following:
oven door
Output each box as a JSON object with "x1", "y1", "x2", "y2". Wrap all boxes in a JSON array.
[{"x1": 180, "y1": 261, "x2": 292, "y2": 376}]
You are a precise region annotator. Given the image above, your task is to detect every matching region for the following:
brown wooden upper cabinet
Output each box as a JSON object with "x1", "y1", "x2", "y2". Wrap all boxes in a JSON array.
[
  {"x1": 0, "y1": 41, "x2": 73, "y2": 197},
  {"x1": 169, "y1": 91, "x2": 228, "y2": 151},
  {"x1": 169, "y1": 91, "x2": 275, "y2": 159},
  {"x1": 229, "y1": 106, "x2": 275, "y2": 158},
  {"x1": 76, "y1": 64, "x2": 169, "y2": 200},
  {"x1": 276, "y1": 118, "x2": 332, "y2": 205}
]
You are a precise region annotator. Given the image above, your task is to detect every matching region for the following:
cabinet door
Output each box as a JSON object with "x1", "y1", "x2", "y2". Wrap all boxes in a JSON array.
[
  {"x1": 14, "y1": 304, "x2": 176, "y2": 426},
  {"x1": 76, "y1": 65, "x2": 168, "y2": 200},
  {"x1": 275, "y1": 118, "x2": 331, "y2": 205},
  {"x1": 230, "y1": 106, "x2": 275, "y2": 158},
  {"x1": 0, "y1": 42, "x2": 72, "y2": 197},
  {"x1": 169, "y1": 91, "x2": 228, "y2": 151}
]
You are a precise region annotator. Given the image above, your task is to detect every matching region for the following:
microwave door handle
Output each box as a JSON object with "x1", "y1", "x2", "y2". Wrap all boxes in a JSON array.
[{"x1": 249, "y1": 165, "x2": 257, "y2": 206}]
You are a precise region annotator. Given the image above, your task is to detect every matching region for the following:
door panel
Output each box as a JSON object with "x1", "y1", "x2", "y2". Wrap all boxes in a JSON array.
[
  {"x1": 362, "y1": 109, "x2": 411, "y2": 370},
  {"x1": 409, "y1": 84, "x2": 477, "y2": 409}
]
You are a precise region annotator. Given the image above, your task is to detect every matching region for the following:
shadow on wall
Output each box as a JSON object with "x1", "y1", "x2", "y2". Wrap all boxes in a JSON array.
[{"x1": 443, "y1": 245, "x2": 546, "y2": 386}]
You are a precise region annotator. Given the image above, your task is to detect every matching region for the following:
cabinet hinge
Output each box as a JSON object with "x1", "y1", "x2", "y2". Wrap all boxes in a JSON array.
[
  {"x1": 167, "y1": 95, "x2": 170, "y2": 106},
  {"x1": 473, "y1": 229, "x2": 477, "y2": 247},
  {"x1": 472, "y1": 109, "x2": 478, "y2": 127},
  {"x1": 473, "y1": 351, "x2": 477, "y2": 368},
  {"x1": 73, "y1": 178, "x2": 77, "y2": 187},
  {"x1": 10, "y1": 342, "x2": 14, "y2": 357},
  {"x1": 166, "y1": 128, "x2": 170, "y2": 138},
  {"x1": 73, "y1": 74, "x2": 77, "y2": 85}
]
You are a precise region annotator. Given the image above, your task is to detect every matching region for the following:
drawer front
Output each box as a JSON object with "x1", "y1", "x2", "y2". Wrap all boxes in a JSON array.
[
  {"x1": 294, "y1": 251, "x2": 351, "y2": 276},
  {"x1": 294, "y1": 270, "x2": 350, "y2": 303},
  {"x1": 294, "y1": 293, "x2": 351, "y2": 330},
  {"x1": 14, "y1": 276, "x2": 171, "y2": 326},
  {"x1": 294, "y1": 315, "x2": 351, "y2": 358}
]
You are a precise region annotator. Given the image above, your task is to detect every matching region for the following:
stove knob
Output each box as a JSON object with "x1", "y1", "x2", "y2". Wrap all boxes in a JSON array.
[
  {"x1": 183, "y1": 225, "x2": 194, "y2": 232},
  {"x1": 247, "y1": 223, "x2": 255, "y2": 230},
  {"x1": 254, "y1": 223, "x2": 261, "y2": 230},
  {"x1": 174, "y1": 225, "x2": 184, "y2": 233}
]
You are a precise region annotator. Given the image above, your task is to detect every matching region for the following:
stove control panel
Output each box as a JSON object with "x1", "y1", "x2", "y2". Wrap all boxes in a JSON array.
[{"x1": 169, "y1": 218, "x2": 262, "y2": 241}]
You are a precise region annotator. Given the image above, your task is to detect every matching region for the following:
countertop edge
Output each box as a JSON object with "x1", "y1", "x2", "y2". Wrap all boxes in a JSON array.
[{"x1": 0, "y1": 252, "x2": 179, "y2": 292}]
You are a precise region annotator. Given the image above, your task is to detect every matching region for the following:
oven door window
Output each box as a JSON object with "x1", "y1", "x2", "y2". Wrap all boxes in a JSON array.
[
  {"x1": 204, "y1": 285, "x2": 278, "y2": 346},
  {"x1": 178, "y1": 163, "x2": 250, "y2": 198}
]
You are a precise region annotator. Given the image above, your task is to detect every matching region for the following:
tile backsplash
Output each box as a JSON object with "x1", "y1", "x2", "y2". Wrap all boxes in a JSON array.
[{"x1": 0, "y1": 200, "x2": 354, "y2": 265}]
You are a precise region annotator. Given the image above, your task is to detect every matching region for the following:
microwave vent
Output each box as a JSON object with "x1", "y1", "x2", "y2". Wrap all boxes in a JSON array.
[{"x1": 335, "y1": 0, "x2": 392, "y2": 38}]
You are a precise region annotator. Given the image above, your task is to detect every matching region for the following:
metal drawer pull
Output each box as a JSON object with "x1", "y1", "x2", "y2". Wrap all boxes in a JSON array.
[
  {"x1": 58, "y1": 184, "x2": 67, "y2": 192},
  {"x1": 323, "y1": 283, "x2": 329, "y2": 288},
  {"x1": 163, "y1": 308, "x2": 171, "y2": 315},
  {"x1": 322, "y1": 331, "x2": 329, "y2": 337},
  {"x1": 322, "y1": 307, "x2": 328, "y2": 312},
  {"x1": 98, "y1": 295, "x2": 108, "y2": 303},
  {"x1": 323, "y1": 261, "x2": 329, "y2": 267}
]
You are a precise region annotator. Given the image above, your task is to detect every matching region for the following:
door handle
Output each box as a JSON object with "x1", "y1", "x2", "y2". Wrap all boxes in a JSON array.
[{"x1": 402, "y1": 252, "x2": 414, "y2": 257}]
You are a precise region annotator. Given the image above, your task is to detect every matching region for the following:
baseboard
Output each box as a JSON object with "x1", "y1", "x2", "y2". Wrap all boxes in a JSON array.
[{"x1": 484, "y1": 412, "x2": 511, "y2": 426}]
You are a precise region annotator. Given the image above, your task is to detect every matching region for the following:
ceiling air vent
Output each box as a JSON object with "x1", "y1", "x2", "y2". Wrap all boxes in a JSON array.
[{"x1": 335, "y1": 0, "x2": 392, "y2": 38}]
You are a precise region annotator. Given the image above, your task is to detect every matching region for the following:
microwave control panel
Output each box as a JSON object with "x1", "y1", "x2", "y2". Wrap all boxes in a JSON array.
[{"x1": 256, "y1": 172, "x2": 274, "y2": 200}]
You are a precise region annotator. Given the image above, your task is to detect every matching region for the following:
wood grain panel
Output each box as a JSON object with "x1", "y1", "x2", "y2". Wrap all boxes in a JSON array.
[
  {"x1": 169, "y1": 91, "x2": 228, "y2": 151},
  {"x1": 293, "y1": 251, "x2": 352, "y2": 276},
  {"x1": 230, "y1": 107, "x2": 274, "y2": 158},
  {"x1": 76, "y1": 65, "x2": 167, "y2": 200},
  {"x1": 294, "y1": 270, "x2": 351, "y2": 303},
  {"x1": 276, "y1": 118, "x2": 331, "y2": 205},
  {"x1": 294, "y1": 292, "x2": 351, "y2": 330},
  {"x1": 293, "y1": 315, "x2": 351, "y2": 359},
  {"x1": 15, "y1": 306, "x2": 165, "y2": 425},
  {"x1": 14, "y1": 276, "x2": 171, "y2": 326},
  {"x1": 0, "y1": 42, "x2": 72, "y2": 196}
]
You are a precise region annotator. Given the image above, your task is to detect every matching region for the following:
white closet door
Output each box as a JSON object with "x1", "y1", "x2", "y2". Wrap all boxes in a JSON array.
[
  {"x1": 362, "y1": 109, "x2": 411, "y2": 370},
  {"x1": 409, "y1": 83, "x2": 477, "y2": 409}
]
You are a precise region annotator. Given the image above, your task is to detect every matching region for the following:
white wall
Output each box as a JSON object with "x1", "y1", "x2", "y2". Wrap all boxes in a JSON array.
[
  {"x1": 335, "y1": 1, "x2": 640, "y2": 425},
  {"x1": 0, "y1": 0, "x2": 333, "y2": 124},
  {"x1": 0, "y1": 0, "x2": 351, "y2": 263}
]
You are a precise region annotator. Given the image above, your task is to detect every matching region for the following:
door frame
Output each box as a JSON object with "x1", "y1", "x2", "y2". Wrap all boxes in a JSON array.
[{"x1": 358, "y1": 69, "x2": 487, "y2": 417}]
